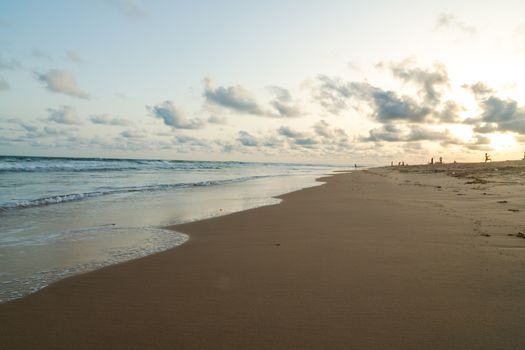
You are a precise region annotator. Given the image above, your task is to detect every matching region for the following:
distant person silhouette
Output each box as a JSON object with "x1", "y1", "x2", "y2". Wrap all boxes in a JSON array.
[{"x1": 485, "y1": 153, "x2": 492, "y2": 163}]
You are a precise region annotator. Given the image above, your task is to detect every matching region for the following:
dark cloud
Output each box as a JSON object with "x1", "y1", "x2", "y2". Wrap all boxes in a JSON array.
[
  {"x1": 47, "y1": 106, "x2": 82, "y2": 125},
  {"x1": 461, "y1": 82, "x2": 525, "y2": 134},
  {"x1": 436, "y1": 13, "x2": 477, "y2": 36},
  {"x1": 36, "y1": 69, "x2": 90, "y2": 99},
  {"x1": 90, "y1": 114, "x2": 132, "y2": 126},
  {"x1": 370, "y1": 89, "x2": 431, "y2": 123},
  {"x1": 478, "y1": 96, "x2": 525, "y2": 133},
  {"x1": 147, "y1": 100, "x2": 205, "y2": 129}
]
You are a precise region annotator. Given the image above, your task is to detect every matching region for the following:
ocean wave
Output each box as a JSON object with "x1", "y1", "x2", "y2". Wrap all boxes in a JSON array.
[
  {"x1": 0, "y1": 175, "x2": 274, "y2": 210},
  {"x1": 0, "y1": 157, "x2": 246, "y2": 173}
]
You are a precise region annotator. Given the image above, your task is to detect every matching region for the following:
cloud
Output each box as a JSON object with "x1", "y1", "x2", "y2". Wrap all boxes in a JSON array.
[
  {"x1": 387, "y1": 59, "x2": 449, "y2": 105},
  {"x1": 20, "y1": 123, "x2": 38, "y2": 132},
  {"x1": 0, "y1": 78, "x2": 8, "y2": 91},
  {"x1": 237, "y1": 131, "x2": 258, "y2": 147},
  {"x1": 436, "y1": 13, "x2": 477, "y2": 36},
  {"x1": 277, "y1": 126, "x2": 305, "y2": 138},
  {"x1": 147, "y1": 100, "x2": 205, "y2": 129},
  {"x1": 370, "y1": 89, "x2": 431, "y2": 123},
  {"x1": 433, "y1": 101, "x2": 463, "y2": 123},
  {"x1": 32, "y1": 48, "x2": 53, "y2": 62},
  {"x1": 314, "y1": 75, "x2": 356, "y2": 115},
  {"x1": 461, "y1": 82, "x2": 525, "y2": 134},
  {"x1": 203, "y1": 78, "x2": 263, "y2": 115},
  {"x1": 462, "y1": 82, "x2": 494, "y2": 99},
  {"x1": 42, "y1": 126, "x2": 71, "y2": 137},
  {"x1": 477, "y1": 96, "x2": 525, "y2": 134},
  {"x1": 66, "y1": 50, "x2": 82, "y2": 62},
  {"x1": 0, "y1": 54, "x2": 21, "y2": 70},
  {"x1": 275, "y1": 121, "x2": 352, "y2": 152},
  {"x1": 267, "y1": 86, "x2": 301, "y2": 117},
  {"x1": 108, "y1": 0, "x2": 148, "y2": 17},
  {"x1": 207, "y1": 115, "x2": 228, "y2": 125},
  {"x1": 362, "y1": 124, "x2": 404, "y2": 142},
  {"x1": 90, "y1": 114, "x2": 132, "y2": 126},
  {"x1": 278, "y1": 126, "x2": 318, "y2": 147},
  {"x1": 362, "y1": 124, "x2": 455, "y2": 143},
  {"x1": 173, "y1": 135, "x2": 210, "y2": 150},
  {"x1": 315, "y1": 63, "x2": 460, "y2": 124},
  {"x1": 36, "y1": 69, "x2": 90, "y2": 99},
  {"x1": 204, "y1": 78, "x2": 301, "y2": 118},
  {"x1": 120, "y1": 129, "x2": 145, "y2": 139},
  {"x1": 47, "y1": 106, "x2": 82, "y2": 125},
  {"x1": 315, "y1": 75, "x2": 432, "y2": 122}
]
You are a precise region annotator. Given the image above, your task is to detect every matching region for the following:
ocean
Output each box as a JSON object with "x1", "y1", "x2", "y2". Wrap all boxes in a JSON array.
[{"x1": 0, "y1": 156, "x2": 347, "y2": 302}]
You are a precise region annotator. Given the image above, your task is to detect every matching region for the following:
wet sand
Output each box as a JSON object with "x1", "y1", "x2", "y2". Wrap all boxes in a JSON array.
[{"x1": 1, "y1": 164, "x2": 525, "y2": 349}]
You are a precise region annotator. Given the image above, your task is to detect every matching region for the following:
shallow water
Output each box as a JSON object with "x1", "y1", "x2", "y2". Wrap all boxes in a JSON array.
[{"x1": 0, "y1": 157, "x2": 345, "y2": 302}]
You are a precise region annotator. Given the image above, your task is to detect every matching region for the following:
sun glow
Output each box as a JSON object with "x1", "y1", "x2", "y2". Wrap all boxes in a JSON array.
[{"x1": 488, "y1": 134, "x2": 516, "y2": 151}]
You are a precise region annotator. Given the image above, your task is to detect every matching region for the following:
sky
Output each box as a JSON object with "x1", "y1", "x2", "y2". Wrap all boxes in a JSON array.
[{"x1": 1, "y1": 0, "x2": 525, "y2": 164}]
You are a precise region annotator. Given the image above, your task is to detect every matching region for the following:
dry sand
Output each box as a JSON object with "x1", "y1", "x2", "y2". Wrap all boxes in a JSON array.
[{"x1": 1, "y1": 162, "x2": 525, "y2": 349}]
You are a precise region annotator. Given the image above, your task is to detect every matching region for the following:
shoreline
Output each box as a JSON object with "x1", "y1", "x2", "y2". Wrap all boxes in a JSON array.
[
  {"x1": 0, "y1": 169, "x2": 331, "y2": 304},
  {"x1": 2, "y1": 165, "x2": 525, "y2": 349}
]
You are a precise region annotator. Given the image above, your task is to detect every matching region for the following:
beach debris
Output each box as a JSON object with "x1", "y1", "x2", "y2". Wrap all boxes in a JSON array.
[
  {"x1": 508, "y1": 209, "x2": 520, "y2": 212},
  {"x1": 497, "y1": 200, "x2": 508, "y2": 204},
  {"x1": 480, "y1": 233, "x2": 491, "y2": 237},
  {"x1": 274, "y1": 243, "x2": 281, "y2": 246},
  {"x1": 509, "y1": 232, "x2": 525, "y2": 239},
  {"x1": 465, "y1": 177, "x2": 487, "y2": 184}
]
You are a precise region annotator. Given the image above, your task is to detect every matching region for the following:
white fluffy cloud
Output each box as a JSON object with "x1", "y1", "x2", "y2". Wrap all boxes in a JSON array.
[{"x1": 36, "y1": 70, "x2": 90, "y2": 99}]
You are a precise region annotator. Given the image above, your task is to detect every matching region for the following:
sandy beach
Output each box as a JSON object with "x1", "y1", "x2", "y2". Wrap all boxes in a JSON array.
[{"x1": 2, "y1": 162, "x2": 525, "y2": 349}]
